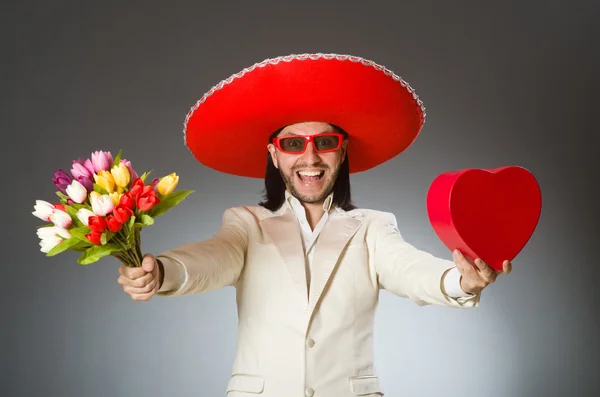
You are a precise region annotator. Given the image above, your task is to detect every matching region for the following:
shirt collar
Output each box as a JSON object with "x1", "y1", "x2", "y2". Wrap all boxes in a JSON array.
[{"x1": 284, "y1": 190, "x2": 334, "y2": 214}]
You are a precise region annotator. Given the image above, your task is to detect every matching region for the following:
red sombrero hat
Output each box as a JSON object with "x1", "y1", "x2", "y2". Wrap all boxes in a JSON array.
[{"x1": 183, "y1": 53, "x2": 426, "y2": 178}]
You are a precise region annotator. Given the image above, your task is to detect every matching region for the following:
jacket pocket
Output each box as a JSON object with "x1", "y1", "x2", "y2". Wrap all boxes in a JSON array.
[
  {"x1": 227, "y1": 374, "x2": 265, "y2": 394},
  {"x1": 349, "y1": 375, "x2": 384, "y2": 396}
]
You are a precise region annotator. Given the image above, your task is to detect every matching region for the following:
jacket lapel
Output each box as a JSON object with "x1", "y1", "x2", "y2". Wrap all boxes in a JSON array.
[
  {"x1": 260, "y1": 209, "x2": 309, "y2": 310},
  {"x1": 308, "y1": 211, "x2": 363, "y2": 315}
]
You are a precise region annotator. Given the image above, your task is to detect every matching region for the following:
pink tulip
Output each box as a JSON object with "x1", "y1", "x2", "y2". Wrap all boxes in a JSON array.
[
  {"x1": 49, "y1": 209, "x2": 72, "y2": 228},
  {"x1": 91, "y1": 150, "x2": 113, "y2": 173},
  {"x1": 71, "y1": 161, "x2": 93, "y2": 179},
  {"x1": 90, "y1": 194, "x2": 114, "y2": 216},
  {"x1": 65, "y1": 180, "x2": 87, "y2": 204},
  {"x1": 32, "y1": 200, "x2": 55, "y2": 221}
]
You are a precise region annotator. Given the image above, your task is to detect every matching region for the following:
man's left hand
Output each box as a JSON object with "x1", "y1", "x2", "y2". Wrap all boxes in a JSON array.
[{"x1": 452, "y1": 249, "x2": 512, "y2": 295}]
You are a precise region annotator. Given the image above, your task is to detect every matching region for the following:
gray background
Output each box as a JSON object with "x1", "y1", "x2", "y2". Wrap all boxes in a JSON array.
[{"x1": 4, "y1": 0, "x2": 599, "y2": 396}]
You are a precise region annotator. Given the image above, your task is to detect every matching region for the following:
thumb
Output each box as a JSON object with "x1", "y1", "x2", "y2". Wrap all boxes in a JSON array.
[{"x1": 141, "y1": 254, "x2": 155, "y2": 272}]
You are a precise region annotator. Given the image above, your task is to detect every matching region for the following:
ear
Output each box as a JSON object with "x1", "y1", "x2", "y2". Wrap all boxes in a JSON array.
[{"x1": 267, "y1": 143, "x2": 279, "y2": 169}]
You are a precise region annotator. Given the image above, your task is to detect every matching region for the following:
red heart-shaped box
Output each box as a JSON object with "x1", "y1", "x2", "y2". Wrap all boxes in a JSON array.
[{"x1": 426, "y1": 166, "x2": 542, "y2": 271}]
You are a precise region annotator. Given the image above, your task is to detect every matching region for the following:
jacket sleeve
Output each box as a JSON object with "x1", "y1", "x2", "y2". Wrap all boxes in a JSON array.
[
  {"x1": 373, "y1": 212, "x2": 480, "y2": 308},
  {"x1": 155, "y1": 207, "x2": 248, "y2": 297}
]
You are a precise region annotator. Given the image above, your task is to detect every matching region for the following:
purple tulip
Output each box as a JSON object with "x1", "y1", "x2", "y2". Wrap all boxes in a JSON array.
[
  {"x1": 52, "y1": 169, "x2": 72, "y2": 194},
  {"x1": 76, "y1": 175, "x2": 94, "y2": 192},
  {"x1": 91, "y1": 150, "x2": 113, "y2": 173},
  {"x1": 151, "y1": 177, "x2": 160, "y2": 193},
  {"x1": 120, "y1": 159, "x2": 139, "y2": 182}
]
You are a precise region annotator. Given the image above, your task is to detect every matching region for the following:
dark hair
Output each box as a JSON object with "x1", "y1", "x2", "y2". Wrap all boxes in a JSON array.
[{"x1": 258, "y1": 124, "x2": 357, "y2": 212}]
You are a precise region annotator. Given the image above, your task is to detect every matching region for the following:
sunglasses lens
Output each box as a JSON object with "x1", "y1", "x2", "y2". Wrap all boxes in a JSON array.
[
  {"x1": 313, "y1": 135, "x2": 339, "y2": 151},
  {"x1": 279, "y1": 137, "x2": 306, "y2": 152}
]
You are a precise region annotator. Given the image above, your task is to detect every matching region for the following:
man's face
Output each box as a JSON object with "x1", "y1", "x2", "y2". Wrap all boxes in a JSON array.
[{"x1": 267, "y1": 122, "x2": 347, "y2": 204}]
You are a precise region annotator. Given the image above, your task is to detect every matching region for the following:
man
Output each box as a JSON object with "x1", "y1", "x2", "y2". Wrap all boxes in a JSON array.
[{"x1": 117, "y1": 53, "x2": 511, "y2": 396}]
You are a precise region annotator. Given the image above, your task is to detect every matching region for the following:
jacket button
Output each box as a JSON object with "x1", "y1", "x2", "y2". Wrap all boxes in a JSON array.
[
  {"x1": 306, "y1": 338, "x2": 315, "y2": 348},
  {"x1": 305, "y1": 388, "x2": 314, "y2": 396}
]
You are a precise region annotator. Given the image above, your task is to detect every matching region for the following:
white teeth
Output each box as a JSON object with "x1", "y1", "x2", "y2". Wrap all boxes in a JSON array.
[{"x1": 298, "y1": 171, "x2": 323, "y2": 176}]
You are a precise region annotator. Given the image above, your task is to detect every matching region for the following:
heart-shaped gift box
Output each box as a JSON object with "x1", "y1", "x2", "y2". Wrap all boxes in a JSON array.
[{"x1": 426, "y1": 166, "x2": 542, "y2": 271}]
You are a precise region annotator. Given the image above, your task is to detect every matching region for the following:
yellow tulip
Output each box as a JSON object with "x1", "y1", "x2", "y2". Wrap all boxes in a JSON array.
[
  {"x1": 111, "y1": 163, "x2": 130, "y2": 188},
  {"x1": 94, "y1": 170, "x2": 115, "y2": 193},
  {"x1": 157, "y1": 173, "x2": 179, "y2": 195},
  {"x1": 109, "y1": 192, "x2": 121, "y2": 207},
  {"x1": 89, "y1": 191, "x2": 101, "y2": 201}
]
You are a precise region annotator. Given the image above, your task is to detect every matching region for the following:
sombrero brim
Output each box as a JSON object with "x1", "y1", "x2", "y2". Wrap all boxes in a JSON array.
[{"x1": 183, "y1": 53, "x2": 426, "y2": 178}]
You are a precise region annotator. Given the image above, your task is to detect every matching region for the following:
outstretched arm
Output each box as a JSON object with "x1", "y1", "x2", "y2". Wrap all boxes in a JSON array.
[
  {"x1": 156, "y1": 207, "x2": 248, "y2": 296},
  {"x1": 374, "y1": 212, "x2": 480, "y2": 308}
]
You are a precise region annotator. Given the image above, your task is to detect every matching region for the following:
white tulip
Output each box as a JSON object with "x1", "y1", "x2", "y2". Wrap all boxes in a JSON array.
[
  {"x1": 39, "y1": 236, "x2": 62, "y2": 253},
  {"x1": 37, "y1": 226, "x2": 71, "y2": 240},
  {"x1": 32, "y1": 200, "x2": 55, "y2": 221},
  {"x1": 65, "y1": 179, "x2": 87, "y2": 204},
  {"x1": 49, "y1": 209, "x2": 72, "y2": 228},
  {"x1": 76, "y1": 208, "x2": 96, "y2": 226},
  {"x1": 90, "y1": 194, "x2": 114, "y2": 216},
  {"x1": 37, "y1": 226, "x2": 71, "y2": 253}
]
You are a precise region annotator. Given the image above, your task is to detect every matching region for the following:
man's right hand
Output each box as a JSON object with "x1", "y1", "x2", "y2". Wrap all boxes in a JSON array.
[{"x1": 117, "y1": 254, "x2": 162, "y2": 301}]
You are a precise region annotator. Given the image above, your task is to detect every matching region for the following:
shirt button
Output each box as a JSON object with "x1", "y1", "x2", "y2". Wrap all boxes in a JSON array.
[
  {"x1": 305, "y1": 388, "x2": 314, "y2": 396},
  {"x1": 306, "y1": 338, "x2": 315, "y2": 348}
]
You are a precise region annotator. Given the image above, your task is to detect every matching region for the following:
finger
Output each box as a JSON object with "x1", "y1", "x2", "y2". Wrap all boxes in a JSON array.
[
  {"x1": 130, "y1": 291, "x2": 155, "y2": 301},
  {"x1": 118, "y1": 270, "x2": 154, "y2": 287},
  {"x1": 124, "y1": 277, "x2": 158, "y2": 295},
  {"x1": 142, "y1": 254, "x2": 156, "y2": 272},
  {"x1": 474, "y1": 258, "x2": 496, "y2": 281},
  {"x1": 453, "y1": 250, "x2": 478, "y2": 279},
  {"x1": 503, "y1": 260, "x2": 512, "y2": 274},
  {"x1": 122, "y1": 266, "x2": 147, "y2": 280}
]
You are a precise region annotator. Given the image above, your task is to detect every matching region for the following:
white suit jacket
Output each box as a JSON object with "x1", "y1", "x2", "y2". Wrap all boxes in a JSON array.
[{"x1": 156, "y1": 204, "x2": 480, "y2": 397}]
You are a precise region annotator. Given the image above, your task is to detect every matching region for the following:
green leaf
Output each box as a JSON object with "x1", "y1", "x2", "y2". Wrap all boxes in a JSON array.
[
  {"x1": 70, "y1": 203, "x2": 87, "y2": 210},
  {"x1": 77, "y1": 243, "x2": 121, "y2": 265},
  {"x1": 56, "y1": 191, "x2": 70, "y2": 203},
  {"x1": 68, "y1": 225, "x2": 92, "y2": 242},
  {"x1": 63, "y1": 205, "x2": 84, "y2": 227},
  {"x1": 112, "y1": 149, "x2": 122, "y2": 168},
  {"x1": 139, "y1": 214, "x2": 154, "y2": 226},
  {"x1": 127, "y1": 215, "x2": 135, "y2": 230},
  {"x1": 100, "y1": 230, "x2": 115, "y2": 245},
  {"x1": 46, "y1": 237, "x2": 88, "y2": 257},
  {"x1": 93, "y1": 184, "x2": 109, "y2": 195},
  {"x1": 139, "y1": 170, "x2": 152, "y2": 182},
  {"x1": 148, "y1": 189, "x2": 194, "y2": 218}
]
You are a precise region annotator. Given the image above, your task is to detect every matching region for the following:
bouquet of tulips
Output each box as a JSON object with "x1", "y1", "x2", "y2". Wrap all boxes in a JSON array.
[{"x1": 32, "y1": 150, "x2": 193, "y2": 266}]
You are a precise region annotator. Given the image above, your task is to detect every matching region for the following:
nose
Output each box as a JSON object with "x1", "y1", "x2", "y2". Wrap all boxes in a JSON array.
[{"x1": 300, "y1": 142, "x2": 321, "y2": 164}]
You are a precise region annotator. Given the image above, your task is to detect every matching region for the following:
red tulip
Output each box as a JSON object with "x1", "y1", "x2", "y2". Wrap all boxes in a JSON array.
[
  {"x1": 119, "y1": 191, "x2": 135, "y2": 210},
  {"x1": 137, "y1": 186, "x2": 160, "y2": 211},
  {"x1": 113, "y1": 204, "x2": 134, "y2": 224},
  {"x1": 86, "y1": 232, "x2": 102, "y2": 245},
  {"x1": 130, "y1": 178, "x2": 145, "y2": 200},
  {"x1": 106, "y1": 215, "x2": 123, "y2": 232},
  {"x1": 88, "y1": 216, "x2": 107, "y2": 233},
  {"x1": 54, "y1": 203, "x2": 65, "y2": 212}
]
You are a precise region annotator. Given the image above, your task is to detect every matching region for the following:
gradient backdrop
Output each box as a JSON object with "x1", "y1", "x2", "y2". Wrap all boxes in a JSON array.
[{"x1": 4, "y1": 1, "x2": 599, "y2": 396}]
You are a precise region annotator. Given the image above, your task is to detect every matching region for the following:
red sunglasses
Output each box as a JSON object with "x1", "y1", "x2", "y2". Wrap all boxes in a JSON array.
[{"x1": 272, "y1": 133, "x2": 344, "y2": 154}]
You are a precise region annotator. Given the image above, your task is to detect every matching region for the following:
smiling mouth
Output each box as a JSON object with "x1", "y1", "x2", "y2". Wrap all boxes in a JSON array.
[{"x1": 296, "y1": 170, "x2": 325, "y2": 184}]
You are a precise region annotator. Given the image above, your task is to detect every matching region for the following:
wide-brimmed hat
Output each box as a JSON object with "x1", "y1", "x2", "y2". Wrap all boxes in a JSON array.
[{"x1": 183, "y1": 53, "x2": 426, "y2": 178}]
